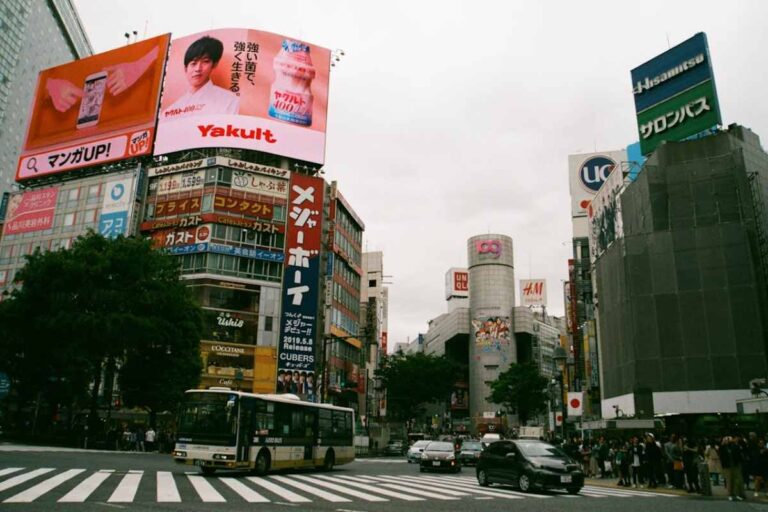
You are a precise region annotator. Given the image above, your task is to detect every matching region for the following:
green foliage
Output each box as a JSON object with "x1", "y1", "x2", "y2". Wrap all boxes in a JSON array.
[
  {"x1": 488, "y1": 363, "x2": 549, "y2": 425},
  {"x1": 374, "y1": 352, "x2": 460, "y2": 424},
  {"x1": 0, "y1": 231, "x2": 202, "y2": 431}
]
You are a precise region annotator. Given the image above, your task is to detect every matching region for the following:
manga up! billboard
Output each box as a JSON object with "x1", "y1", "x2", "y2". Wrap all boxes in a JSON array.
[
  {"x1": 16, "y1": 34, "x2": 170, "y2": 181},
  {"x1": 631, "y1": 32, "x2": 721, "y2": 155},
  {"x1": 154, "y1": 29, "x2": 330, "y2": 165},
  {"x1": 276, "y1": 174, "x2": 324, "y2": 401}
]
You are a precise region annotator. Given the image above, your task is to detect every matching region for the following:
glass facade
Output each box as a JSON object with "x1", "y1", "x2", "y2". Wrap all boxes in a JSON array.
[{"x1": 596, "y1": 126, "x2": 768, "y2": 399}]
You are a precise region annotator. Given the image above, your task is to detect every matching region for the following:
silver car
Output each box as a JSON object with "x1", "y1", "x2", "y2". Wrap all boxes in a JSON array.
[{"x1": 406, "y1": 440, "x2": 431, "y2": 463}]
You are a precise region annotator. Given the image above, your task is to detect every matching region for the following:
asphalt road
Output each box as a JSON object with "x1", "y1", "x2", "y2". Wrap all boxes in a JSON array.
[{"x1": 0, "y1": 444, "x2": 761, "y2": 511}]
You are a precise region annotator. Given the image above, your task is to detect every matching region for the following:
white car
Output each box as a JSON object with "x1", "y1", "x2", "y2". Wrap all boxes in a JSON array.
[
  {"x1": 406, "y1": 440, "x2": 432, "y2": 463},
  {"x1": 480, "y1": 433, "x2": 501, "y2": 447}
]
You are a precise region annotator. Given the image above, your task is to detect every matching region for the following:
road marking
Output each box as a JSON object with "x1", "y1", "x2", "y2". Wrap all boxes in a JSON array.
[
  {"x1": 246, "y1": 476, "x2": 312, "y2": 503},
  {"x1": 581, "y1": 486, "x2": 658, "y2": 497},
  {"x1": 385, "y1": 475, "x2": 523, "y2": 499},
  {"x1": 334, "y1": 475, "x2": 460, "y2": 500},
  {"x1": 108, "y1": 470, "x2": 143, "y2": 502},
  {"x1": 313, "y1": 473, "x2": 425, "y2": 501},
  {"x1": 59, "y1": 470, "x2": 114, "y2": 502},
  {"x1": 187, "y1": 474, "x2": 226, "y2": 502},
  {"x1": 156, "y1": 471, "x2": 181, "y2": 502},
  {"x1": 291, "y1": 474, "x2": 389, "y2": 502},
  {"x1": 4, "y1": 469, "x2": 86, "y2": 503},
  {"x1": 360, "y1": 475, "x2": 470, "y2": 496},
  {"x1": 271, "y1": 475, "x2": 352, "y2": 502},
  {"x1": 0, "y1": 468, "x2": 24, "y2": 478},
  {"x1": 220, "y1": 477, "x2": 270, "y2": 502},
  {"x1": 438, "y1": 475, "x2": 551, "y2": 498},
  {"x1": 0, "y1": 468, "x2": 56, "y2": 492}
]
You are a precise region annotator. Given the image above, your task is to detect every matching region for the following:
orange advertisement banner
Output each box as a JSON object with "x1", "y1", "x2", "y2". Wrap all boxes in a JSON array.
[{"x1": 17, "y1": 34, "x2": 171, "y2": 181}]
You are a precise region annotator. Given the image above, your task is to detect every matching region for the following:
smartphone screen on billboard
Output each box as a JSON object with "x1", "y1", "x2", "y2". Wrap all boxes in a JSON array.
[{"x1": 77, "y1": 71, "x2": 108, "y2": 128}]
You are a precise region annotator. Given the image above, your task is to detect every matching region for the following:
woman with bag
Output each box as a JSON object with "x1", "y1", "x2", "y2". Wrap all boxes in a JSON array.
[{"x1": 705, "y1": 438, "x2": 722, "y2": 486}]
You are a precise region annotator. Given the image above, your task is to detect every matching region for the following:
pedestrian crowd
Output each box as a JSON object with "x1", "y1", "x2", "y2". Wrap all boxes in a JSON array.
[
  {"x1": 104, "y1": 425, "x2": 175, "y2": 453},
  {"x1": 561, "y1": 432, "x2": 768, "y2": 501}
]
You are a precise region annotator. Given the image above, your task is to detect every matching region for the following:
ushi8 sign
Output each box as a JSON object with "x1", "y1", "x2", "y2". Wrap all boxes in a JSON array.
[
  {"x1": 276, "y1": 174, "x2": 324, "y2": 400},
  {"x1": 17, "y1": 34, "x2": 170, "y2": 181},
  {"x1": 154, "y1": 28, "x2": 330, "y2": 164}
]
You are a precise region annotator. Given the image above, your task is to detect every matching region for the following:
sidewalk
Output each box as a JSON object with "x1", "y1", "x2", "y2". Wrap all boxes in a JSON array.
[{"x1": 585, "y1": 476, "x2": 768, "y2": 502}]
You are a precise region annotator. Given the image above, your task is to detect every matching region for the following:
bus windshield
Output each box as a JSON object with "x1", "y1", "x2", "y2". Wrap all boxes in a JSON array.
[{"x1": 177, "y1": 392, "x2": 239, "y2": 446}]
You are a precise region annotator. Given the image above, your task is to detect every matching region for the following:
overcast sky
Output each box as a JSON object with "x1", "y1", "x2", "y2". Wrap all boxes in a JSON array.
[{"x1": 73, "y1": 0, "x2": 768, "y2": 349}]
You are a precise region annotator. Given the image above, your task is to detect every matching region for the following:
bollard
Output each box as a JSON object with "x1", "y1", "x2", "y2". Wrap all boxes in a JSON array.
[{"x1": 698, "y1": 462, "x2": 712, "y2": 496}]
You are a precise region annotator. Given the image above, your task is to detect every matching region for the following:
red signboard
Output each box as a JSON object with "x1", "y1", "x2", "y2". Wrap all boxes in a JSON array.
[{"x1": 2, "y1": 188, "x2": 59, "y2": 235}]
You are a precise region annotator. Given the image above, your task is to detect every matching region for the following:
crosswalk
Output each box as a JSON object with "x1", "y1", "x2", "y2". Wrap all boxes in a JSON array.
[{"x1": 0, "y1": 467, "x2": 679, "y2": 504}]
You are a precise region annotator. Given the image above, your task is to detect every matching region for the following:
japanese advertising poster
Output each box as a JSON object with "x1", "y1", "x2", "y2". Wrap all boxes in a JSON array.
[
  {"x1": 2, "y1": 187, "x2": 59, "y2": 236},
  {"x1": 16, "y1": 34, "x2": 170, "y2": 181},
  {"x1": 472, "y1": 316, "x2": 511, "y2": 352},
  {"x1": 98, "y1": 175, "x2": 136, "y2": 239},
  {"x1": 276, "y1": 174, "x2": 324, "y2": 401},
  {"x1": 154, "y1": 28, "x2": 330, "y2": 164}
]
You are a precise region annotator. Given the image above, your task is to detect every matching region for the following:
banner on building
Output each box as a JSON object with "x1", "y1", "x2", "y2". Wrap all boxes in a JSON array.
[
  {"x1": 2, "y1": 187, "x2": 58, "y2": 236},
  {"x1": 567, "y1": 391, "x2": 583, "y2": 417},
  {"x1": 17, "y1": 34, "x2": 170, "y2": 181},
  {"x1": 276, "y1": 174, "x2": 324, "y2": 401},
  {"x1": 445, "y1": 267, "x2": 469, "y2": 299},
  {"x1": 587, "y1": 165, "x2": 626, "y2": 263},
  {"x1": 568, "y1": 150, "x2": 627, "y2": 218},
  {"x1": 472, "y1": 317, "x2": 511, "y2": 353},
  {"x1": 99, "y1": 175, "x2": 136, "y2": 239},
  {"x1": 154, "y1": 28, "x2": 330, "y2": 164}
]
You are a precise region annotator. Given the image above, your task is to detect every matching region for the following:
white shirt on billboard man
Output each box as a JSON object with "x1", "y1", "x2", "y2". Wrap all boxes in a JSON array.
[{"x1": 161, "y1": 35, "x2": 240, "y2": 120}]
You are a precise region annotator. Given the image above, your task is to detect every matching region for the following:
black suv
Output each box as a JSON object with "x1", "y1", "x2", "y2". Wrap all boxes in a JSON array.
[{"x1": 476, "y1": 439, "x2": 583, "y2": 494}]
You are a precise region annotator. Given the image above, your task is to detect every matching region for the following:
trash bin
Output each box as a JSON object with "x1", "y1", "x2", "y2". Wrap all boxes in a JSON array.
[{"x1": 698, "y1": 461, "x2": 712, "y2": 496}]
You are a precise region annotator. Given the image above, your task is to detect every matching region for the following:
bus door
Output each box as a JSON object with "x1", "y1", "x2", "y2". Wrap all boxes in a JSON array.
[
  {"x1": 237, "y1": 398, "x2": 254, "y2": 462},
  {"x1": 304, "y1": 410, "x2": 316, "y2": 462}
]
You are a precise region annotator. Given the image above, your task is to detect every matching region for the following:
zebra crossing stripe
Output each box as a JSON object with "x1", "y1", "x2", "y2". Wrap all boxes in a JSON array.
[
  {"x1": 157, "y1": 471, "x2": 181, "y2": 502},
  {"x1": 246, "y1": 476, "x2": 312, "y2": 503},
  {"x1": 582, "y1": 486, "x2": 658, "y2": 498},
  {"x1": 437, "y1": 475, "x2": 552, "y2": 499},
  {"x1": 0, "y1": 468, "x2": 24, "y2": 478},
  {"x1": 219, "y1": 477, "x2": 270, "y2": 503},
  {"x1": 270, "y1": 475, "x2": 352, "y2": 502},
  {"x1": 362, "y1": 475, "x2": 470, "y2": 496},
  {"x1": 291, "y1": 474, "x2": 389, "y2": 502},
  {"x1": 0, "y1": 468, "x2": 56, "y2": 493},
  {"x1": 108, "y1": 470, "x2": 143, "y2": 503},
  {"x1": 187, "y1": 474, "x2": 226, "y2": 502},
  {"x1": 312, "y1": 473, "x2": 426, "y2": 501},
  {"x1": 334, "y1": 475, "x2": 459, "y2": 500},
  {"x1": 59, "y1": 470, "x2": 114, "y2": 503},
  {"x1": 385, "y1": 475, "x2": 523, "y2": 499},
  {"x1": 4, "y1": 469, "x2": 86, "y2": 503}
]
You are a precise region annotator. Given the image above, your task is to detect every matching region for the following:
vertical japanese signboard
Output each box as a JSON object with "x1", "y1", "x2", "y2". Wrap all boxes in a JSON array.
[
  {"x1": 99, "y1": 175, "x2": 136, "y2": 238},
  {"x1": 631, "y1": 32, "x2": 721, "y2": 155},
  {"x1": 276, "y1": 174, "x2": 324, "y2": 401}
]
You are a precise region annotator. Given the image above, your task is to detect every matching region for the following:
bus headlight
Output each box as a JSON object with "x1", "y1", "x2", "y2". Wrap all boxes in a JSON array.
[
  {"x1": 173, "y1": 451, "x2": 187, "y2": 457},
  {"x1": 213, "y1": 454, "x2": 235, "y2": 461}
]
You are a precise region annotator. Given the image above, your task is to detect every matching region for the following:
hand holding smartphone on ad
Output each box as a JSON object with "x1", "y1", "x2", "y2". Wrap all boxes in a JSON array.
[
  {"x1": 76, "y1": 71, "x2": 108, "y2": 129},
  {"x1": 45, "y1": 78, "x2": 83, "y2": 113}
]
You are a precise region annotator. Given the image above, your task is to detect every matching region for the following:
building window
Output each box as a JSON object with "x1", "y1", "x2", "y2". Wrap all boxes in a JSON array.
[
  {"x1": 67, "y1": 188, "x2": 79, "y2": 202},
  {"x1": 369, "y1": 279, "x2": 377, "y2": 287},
  {"x1": 63, "y1": 212, "x2": 75, "y2": 226},
  {"x1": 265, "y1": 316, "x2": 273, "y2": 332},
  {"x1": 82, "y1": 209, "x2": 97, "y2": 224}
]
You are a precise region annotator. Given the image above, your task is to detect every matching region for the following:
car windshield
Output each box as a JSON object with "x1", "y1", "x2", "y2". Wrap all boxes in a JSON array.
[
  {"x1": 426, "y1": 442, "x2": 454, "y2": 452},
  {"x1": 516, "y1": 442, "x2": 567, "y2": 457},
  {"x1": 412, "y1": 440, "x2": 431, "y2": 449},
  {"x1": 462, "y1": 442, "x2": 482, "y2": 450}
]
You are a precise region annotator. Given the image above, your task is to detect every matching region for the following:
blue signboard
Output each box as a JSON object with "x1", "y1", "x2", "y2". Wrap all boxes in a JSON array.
[
  {"x1": 165, "y1": 242, "x2": 284, "y2": 263},
  {"x1": 0, "y1": 371, "x2": 10, "y2": 399},
  {"x1": 631, "y1": 33, "x2": 715, "y2": 113}
]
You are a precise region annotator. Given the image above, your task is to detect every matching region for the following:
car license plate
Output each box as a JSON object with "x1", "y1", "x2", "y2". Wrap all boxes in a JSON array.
[
  {"x1": 561, "y1": 475, "x2": 572, "y2": 483},
  {"x1": 433, "y1": 461, "x2": 441, "y2": 467}
]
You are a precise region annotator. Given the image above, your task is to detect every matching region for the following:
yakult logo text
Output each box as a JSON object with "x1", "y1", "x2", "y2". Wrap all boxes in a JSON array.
[
  {"x1": 579, "y1": 156, "x2": 615, "y2": 193},
  {"x1": 476, "y1": 240, "x2": 502, "y2": 258},
  {"x1": 198, "y1": 124, "x2": 277, "y2": 144}
]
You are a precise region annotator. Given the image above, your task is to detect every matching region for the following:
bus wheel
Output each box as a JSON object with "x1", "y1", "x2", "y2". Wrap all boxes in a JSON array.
[
  {"x1": 254, "y1": 449, "x2": 271, "y2": 476},
  {"x1": 323, "y1": 450, "x2": 335, "y2": 471},
  {"x1": 200, "y1": 466, "x2": 216, "y2": 476}
]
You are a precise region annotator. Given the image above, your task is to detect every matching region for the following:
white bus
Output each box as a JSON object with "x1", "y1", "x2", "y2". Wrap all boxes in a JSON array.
[{"x1": 173, "y1": 388, "x2": 355, "y2": 475}]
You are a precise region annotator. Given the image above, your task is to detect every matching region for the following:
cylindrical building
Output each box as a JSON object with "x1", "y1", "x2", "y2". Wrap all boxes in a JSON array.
[{"x1": 467, "y1": 234, "x2": 516, "y2": 430}]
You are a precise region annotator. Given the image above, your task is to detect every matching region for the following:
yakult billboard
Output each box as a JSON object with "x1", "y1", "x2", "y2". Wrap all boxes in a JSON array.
[
  {"x1": 568, "y1": 150, "x2": 627, "y2": 218},
  {"x1": 16, "y1": 35, "x2": 170, "y2": 181},
  {"x1": 155, "y1": 29, "x2": 330, "y2": 164}
]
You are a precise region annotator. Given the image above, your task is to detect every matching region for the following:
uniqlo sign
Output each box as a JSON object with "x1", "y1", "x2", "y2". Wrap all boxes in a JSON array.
[{"x1": 276, "y1": 174, "x2": 324, "y2": 394}]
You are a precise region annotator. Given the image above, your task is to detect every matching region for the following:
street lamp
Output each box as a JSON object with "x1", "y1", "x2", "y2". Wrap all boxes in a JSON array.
[{"x1": 552, "y1": 346, "x2": 568, "y2": 440}]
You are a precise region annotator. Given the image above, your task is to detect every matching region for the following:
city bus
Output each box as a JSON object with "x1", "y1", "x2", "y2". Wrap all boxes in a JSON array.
[{"x1": 172, "y1": 388, "x2": 355, "y2": 475}]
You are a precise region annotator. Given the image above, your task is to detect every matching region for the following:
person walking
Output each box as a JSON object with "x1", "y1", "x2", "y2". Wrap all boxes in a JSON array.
[
  {"x1": 145, "y1": 427, "x2": 157, "y2": 452},
  {"x1": 644, "y1": 433, "x2": 662, "y2": 488},
  {"x1": 753, "y1": 438, "x2": 768, "y2": 498},
  {"x1": 617, "y1": 441, "x2": 630, "y2": 486},
  {"x1": 629, "y1": 436, "x2": 644, "y2": 488},
  {"x1": 721, "y1": 436, "x2": 746, "y2": 501},
  {"x1": 682, "y1": 437, "x2": 701, "y2": 493}
]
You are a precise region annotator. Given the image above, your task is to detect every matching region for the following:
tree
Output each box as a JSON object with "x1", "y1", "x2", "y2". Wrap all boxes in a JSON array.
[
  {"x1": 488, "y1": 363, "x2": 549, "y2": 426},
  {"x1": 375, "y1": 352, "x2": 460, "y2": 427},
  {"x1": 0, "y1": 231, "x2": 202, "y2": 434}
]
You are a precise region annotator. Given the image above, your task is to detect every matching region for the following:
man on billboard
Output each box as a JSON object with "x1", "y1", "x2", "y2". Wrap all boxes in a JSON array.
[{"x1": 162, "y1": 36, "x2": 240, "y2": 120}]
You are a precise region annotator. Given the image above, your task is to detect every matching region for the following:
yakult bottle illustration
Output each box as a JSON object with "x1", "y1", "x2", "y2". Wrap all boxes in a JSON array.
[{"x1": 268, "y1": 39, "x2": 316, "y2": 126}]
